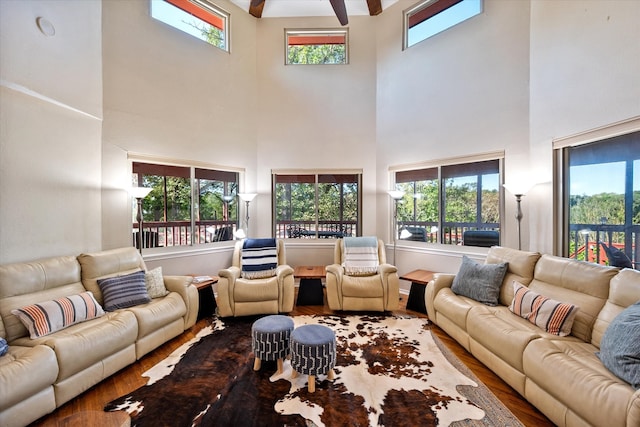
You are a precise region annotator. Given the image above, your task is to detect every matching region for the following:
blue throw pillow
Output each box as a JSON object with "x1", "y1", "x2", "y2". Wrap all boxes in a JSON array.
[
  {"x1": 0, "y1": 337, "x2": 8, "y2": 357},
  {"x1": 597, "y1": 301, "x2": 640, "y2": 389},
  {"x1": 98, "y1": 271, "x2": 151, "y2": 311},
  {"x1": 451, "y1": 255, "x2": 508, "y2": 306}
]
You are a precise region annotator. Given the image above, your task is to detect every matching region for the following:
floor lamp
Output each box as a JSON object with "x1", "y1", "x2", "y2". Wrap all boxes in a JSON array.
[
  {"x1": 503, "y1": 183, "x2": 532, "y2": 251},
  {"x1": 130, "y1": 186, "x2": 152, "y2": 254},
  {"x1": 238, "y1": 193, "x2": 257, "y2": 238},
  {"x1": 388, "y1": 190, "x2": 404, "y2": 265}
]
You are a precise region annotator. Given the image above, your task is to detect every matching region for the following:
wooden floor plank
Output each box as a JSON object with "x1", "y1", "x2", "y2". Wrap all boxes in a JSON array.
[{"x1": 30, "y1": 290, "x2": 553, "y2": 427}]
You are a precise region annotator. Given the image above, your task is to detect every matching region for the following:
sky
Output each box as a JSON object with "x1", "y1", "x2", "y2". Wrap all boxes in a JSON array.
[
  {"x1": 408, "y1": 0, "x2": 482, "y2": 47},
  {"x1": 571, "y1": 161, "x2": 640, "y2": 196},
  {"x1": 151, "y1": 0, "x2": 208, "y2": 41}
]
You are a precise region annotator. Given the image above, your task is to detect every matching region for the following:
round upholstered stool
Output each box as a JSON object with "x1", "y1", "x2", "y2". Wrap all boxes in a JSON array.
[
  {"x1": 290, "y1": 324, "x2": 337, "y2": 393},
  {"x1": 251, "y1": 315, "x2": 295, "y2": 374}
]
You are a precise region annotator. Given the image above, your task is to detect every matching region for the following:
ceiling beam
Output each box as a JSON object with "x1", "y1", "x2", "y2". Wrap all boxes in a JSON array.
[
  {"x1": 249, "y1": 0, "x2": 265, "y2": 18},
  {"x1": 366, "y1": 0, "x2": 383, "y2": 16},
  {"x1": 329, "y1": 0, "x2": 348, "y2": 26}
]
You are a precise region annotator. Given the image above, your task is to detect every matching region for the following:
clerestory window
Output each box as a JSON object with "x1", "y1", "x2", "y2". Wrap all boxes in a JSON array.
[
  {"x1": 404, "y1": 0, "x2": 482, "y2": 49},
  {"x1": 151, "y1": 0, "x2": 229, "y2": 51},
  {"x1": 285, "y1": 29, "x2": 348, "y2": 65}
]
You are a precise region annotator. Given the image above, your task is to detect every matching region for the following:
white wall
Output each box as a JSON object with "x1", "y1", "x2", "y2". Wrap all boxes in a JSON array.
[
  {"x1": 528, "y1": 0, "x2": 640, "y2": 254},
  {"x1": 0, "y1": 0, "x2": 103, "y2": 263},
  {"x1": 2, "y1": 0, "x2": 638, "y2": 288},
  {"x1": 101, "y1": 0, "x2": 258, "y2": 255},
  {"x1": 376, "y1": 0, "x2": 531, "y2": 275}
]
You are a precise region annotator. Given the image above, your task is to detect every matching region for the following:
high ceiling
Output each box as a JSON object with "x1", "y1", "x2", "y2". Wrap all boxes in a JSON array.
[{"x1": 229, "y1": 0, "x2": 399, "y2": 21}]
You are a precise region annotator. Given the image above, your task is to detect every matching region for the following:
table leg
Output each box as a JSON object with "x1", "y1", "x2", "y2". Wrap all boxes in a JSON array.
[
  {"x1": 406, "y1": 282, "x2": 427, "y2": 314},
  {"x1": 197, "y1": 284, "x2": 217, "y2": 319},
  {"x1": 296, "y1": 278, "x2": 324, "y2": 306}
]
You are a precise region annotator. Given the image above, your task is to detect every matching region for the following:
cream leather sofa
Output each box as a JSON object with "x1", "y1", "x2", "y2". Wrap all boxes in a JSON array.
[
  {"x1": 425, "y1": 246, "x2": 640, "y2": 427},
  {"x1": 326, "y1": 238, "x2": 400, "y2": 311},
  {"x1": 217, "y1": 239, "x2": 294, "y2": 317},
  {"x1": 0, "y1": 247, "x2": 198, "y2": 427}
]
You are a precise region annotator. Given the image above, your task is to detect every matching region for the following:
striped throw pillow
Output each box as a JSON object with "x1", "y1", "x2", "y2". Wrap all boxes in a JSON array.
[
  {"x1": 11, "y1": 291, "x2": 105, "y2": 339},
  {"x1": 98, "y1": 271, "x2": 151, "y2": 311},
  {"x1": 509, "y1": 281, "x2": 579, "y2": 336},
  {"x1": 241, "y1": 238, "x2": 278, "y2": 279}
]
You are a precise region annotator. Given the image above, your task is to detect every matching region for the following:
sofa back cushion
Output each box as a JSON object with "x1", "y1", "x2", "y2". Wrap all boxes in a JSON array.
[
  {"x1": 0, "y1": 255, "x2": 85, "y2": 341},
  {"x1": 78, "y1": 247, "x2": 146, "y2": 306},
  {"x1": 529, "y1": 254, "x2": 616, "y2": 342},
  {"x1": 592, "y1": 268, "x2": 640, "y2": 348},
  {"x1": 485, "y1": 246, "x2": 541, "y2": 306}
]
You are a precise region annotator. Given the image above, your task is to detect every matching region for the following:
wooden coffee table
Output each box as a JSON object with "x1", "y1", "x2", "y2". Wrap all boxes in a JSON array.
[
  {"x1": 293, "y1": 266, "x2": 326, "y2": 306},
  {"x1": 399, "y1": 269, "x2": 435, "y2": 314}
]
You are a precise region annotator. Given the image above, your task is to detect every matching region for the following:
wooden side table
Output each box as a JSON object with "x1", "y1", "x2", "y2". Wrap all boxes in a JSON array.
[
  {"x1": 191, "y1": 275, "x2": 219, "y2": 319},
  {"x1": 399, "y1": 269, "x2": 435, "y2": 314},
  {"x1": 293, "y1": 266, "x2": 326, "y2": 306}
]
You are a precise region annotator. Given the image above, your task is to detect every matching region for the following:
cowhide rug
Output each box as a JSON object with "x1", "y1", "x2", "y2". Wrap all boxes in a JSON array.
[{"x1": 105, "y1": 315, "x2": 523, "y2": 426}]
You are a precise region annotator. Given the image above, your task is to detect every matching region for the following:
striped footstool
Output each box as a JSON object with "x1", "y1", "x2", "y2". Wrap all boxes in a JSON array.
[
  {"x1": 251, "y1": 315, "x2": 295, "y2": 374},
  {"x1": 290, "y1": 324, "x2": 336, "y2": 393}
]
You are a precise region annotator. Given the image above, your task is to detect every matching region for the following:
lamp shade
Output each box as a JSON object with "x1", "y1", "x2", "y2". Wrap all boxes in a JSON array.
[
  {"x1": 387, "y1": 190, "x2": 404, "y2": 200},
  {"x1": 503, "y1": 182, "x2": 534, "y2": 197},
  {"x1": 130, "y1": 186, "x2": 152, "y2": 199},
  {"x1": 238, "y1": 193, "x2": 257, "y2": 202}
]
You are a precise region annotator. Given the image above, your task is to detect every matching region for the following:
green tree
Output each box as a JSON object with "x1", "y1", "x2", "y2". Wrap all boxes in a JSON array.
[
  {"x1": 288, "y1": 44, "x2": 346, "y2": 65},
  {"x1": 188, "y1": 21, "x2": 225, "y2": 49}
]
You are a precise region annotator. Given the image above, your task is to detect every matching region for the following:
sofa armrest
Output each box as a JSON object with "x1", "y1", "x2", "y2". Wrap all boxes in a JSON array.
[
  {"x1": 378, "y1": 263, "x2": 398, "y2": 275},
  {"x1": 379, "y1": 263, "x2": 400, "y2": 310},
  {"x1": 425, "y1": 273, "x2": 455, "y2": 320},
  {"x1": 276, "y1": 265, "x2": 295, "y2": 313},
  {"x1": 216, "y1": 266, "x2": 241, "y2": 317},
  {"x1": 276, "y1": 264, "x2": 294, "y2": 277},
  {"x1": 325, "y1": 264, "x2": 344, "y2": 310},
  {"x1": 164, "y1": 275, "x2": 198, "y2": 329}
]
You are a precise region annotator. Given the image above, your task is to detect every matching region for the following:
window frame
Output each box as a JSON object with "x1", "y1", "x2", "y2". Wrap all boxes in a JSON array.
[
  {"x1": 130, "y1": 155, "x2": 242, "y2": 249},
  {"x1": 272, "y1": 170, "x2": 362, "y2": 238},
  {"x1": 284, "y1": 28, "x2": 349, "y2": 65},
  {"x1": 390, "y1": 153, "x2": 504, "y2": 247},
  {"x1": 151, "y1": 0, "x2": 231, "y2": 52},
  {"x1": 403, "y1": 0, "x2": 483, "y2": 49},
  {"x1": 553, "y1": 116, "x2": 640, "y2": 266}
]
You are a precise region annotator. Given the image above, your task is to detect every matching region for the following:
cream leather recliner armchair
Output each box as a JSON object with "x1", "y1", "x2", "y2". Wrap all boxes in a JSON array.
[
  {"x1": 217, "y1": 239, "x2": 295, "y2": 317},
  {"x1": 326, "y1": 238, "x2": 399, "y2": 311}
]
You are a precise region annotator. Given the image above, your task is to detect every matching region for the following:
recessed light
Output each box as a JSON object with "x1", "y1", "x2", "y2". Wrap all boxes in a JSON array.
[{"x1": 36, "y1": 17, "x2": 56, "y2": 37}]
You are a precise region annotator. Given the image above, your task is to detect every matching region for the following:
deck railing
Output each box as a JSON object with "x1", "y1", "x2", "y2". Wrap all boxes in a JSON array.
[
  {"x1": 276, "y1": 221, "x2": 356, "y2": 239},
  {"x1": 133, "y1": 220, "x2": 237, "y2": 248},
  {"x1": 569, "y1": 223, "x2": 639, "y2": 267},
  {"x1": 397, "y1": 221, "x2": 500, "y2": 246}
]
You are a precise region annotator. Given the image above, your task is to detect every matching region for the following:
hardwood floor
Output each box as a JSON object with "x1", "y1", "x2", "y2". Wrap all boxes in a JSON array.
[{"x1": 30, "y1": 291, "x2": 554, "y2": 427}]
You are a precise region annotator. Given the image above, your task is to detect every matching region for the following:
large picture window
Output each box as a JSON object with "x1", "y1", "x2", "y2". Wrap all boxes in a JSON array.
[
  {"x1": 132, "y1": 161, "x2": 238, "y2": 248},
  {"x1": 556, "y1": 129, "x2": 640, "y2": 268},
  {"x1": 274, "y1": 172, "x2": 361, "y2": 238},
  {"x1": 393, "y1": 158, "x2": 501, "y2": 246}
]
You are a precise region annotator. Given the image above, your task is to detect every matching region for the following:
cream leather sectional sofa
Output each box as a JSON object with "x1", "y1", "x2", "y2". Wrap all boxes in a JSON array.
[
  {"x1": 425, "y1": 246, "x2": 640, "y2": 427},
  {"x1": 0, "y1": 247, "x2": 198, "y2": 427}
]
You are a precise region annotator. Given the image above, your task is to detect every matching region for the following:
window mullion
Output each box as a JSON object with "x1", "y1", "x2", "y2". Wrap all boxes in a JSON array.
[{"x1": 190, "y1": 168, "x2": 196, "y2": 246}]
